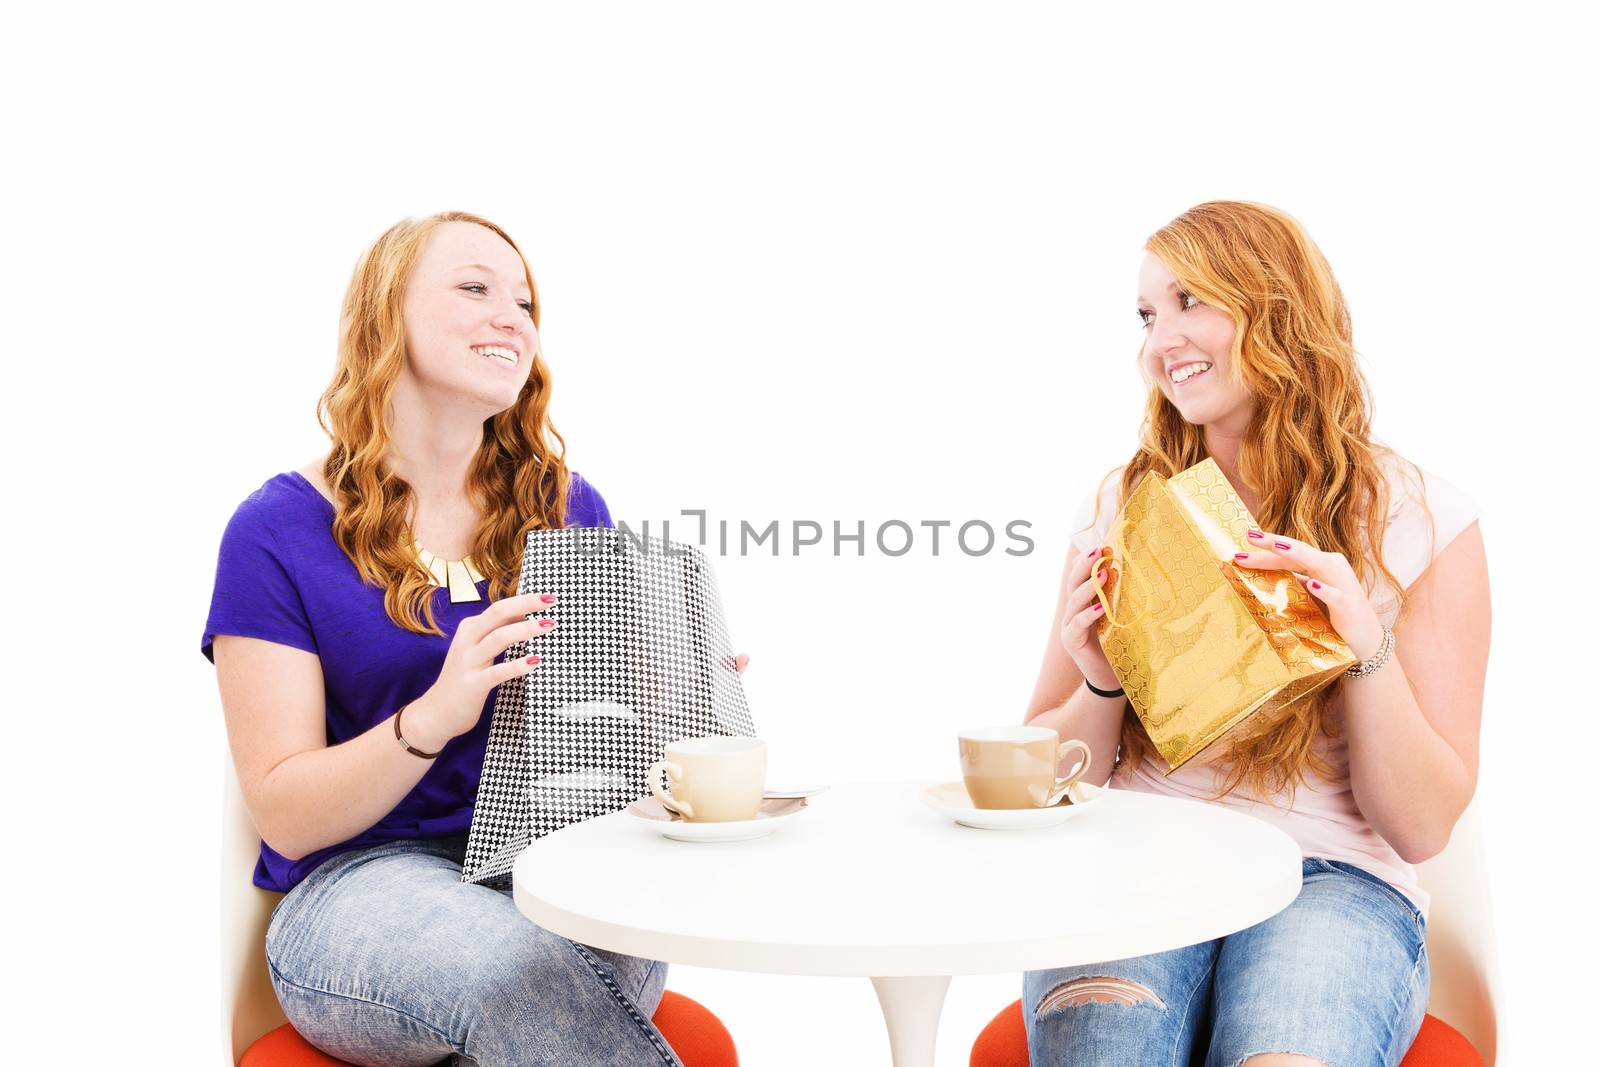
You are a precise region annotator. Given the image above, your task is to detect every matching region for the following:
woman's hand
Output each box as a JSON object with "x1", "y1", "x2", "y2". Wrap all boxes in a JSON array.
[
  {"x1": 1232, "y1": 529, "x2": 1386, "y2": 660},
  {"x1": 408, "y1": 591, "x2": 560, "y2": 749},
  {"x1": 1058, "y1": 546, "x2": 1122, "y2": 691}
]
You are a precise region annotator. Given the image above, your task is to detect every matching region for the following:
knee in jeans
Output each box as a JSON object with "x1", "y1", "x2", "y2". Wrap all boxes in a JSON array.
[
  {"x1": 1035, "y1": 976, "x2": 1166, "y2": 1017},
  {"x1": 581, "y1": 945, "x2": 664, "y2": 1008}
]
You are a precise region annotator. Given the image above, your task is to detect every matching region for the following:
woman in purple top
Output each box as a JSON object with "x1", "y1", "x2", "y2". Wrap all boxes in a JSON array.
[{"x1": 204, "y1": 212, "x2": 685, "y2": 1066}]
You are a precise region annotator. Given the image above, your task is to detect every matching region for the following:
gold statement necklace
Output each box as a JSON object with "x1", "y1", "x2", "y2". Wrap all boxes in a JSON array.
[
  {"x1": 414, "y1": 543, "x2": 486, "y2": 604},
  {"x1": 309, "y1": 471, "x2": 486, "y2": 604}
]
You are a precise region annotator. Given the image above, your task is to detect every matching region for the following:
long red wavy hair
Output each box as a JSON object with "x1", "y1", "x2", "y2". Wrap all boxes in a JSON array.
[
  {"x1": 316, "y1": 211, "x2": 571, "y2": 636},
  {"x1": 1089, "y1": 200, "x2": 1434, "y2": 798}
]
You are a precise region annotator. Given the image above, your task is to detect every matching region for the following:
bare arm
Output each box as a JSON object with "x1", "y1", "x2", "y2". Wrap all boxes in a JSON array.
[
  {"x1": 213, "y1": 590, "x2": 556, "y2": 861},
  {"x1": 1234, "y1": 522, "x2": 1490, "y2": 863},
  {"x1": 1342, "y1": 523, "x2": 1489, "y2": 862},
  {"x1": 213, "y1": 636, "x2": 448, "y2": 861},
  {"x1": 1022, "y1": 544, "x2": 1130, "y2": 786}
]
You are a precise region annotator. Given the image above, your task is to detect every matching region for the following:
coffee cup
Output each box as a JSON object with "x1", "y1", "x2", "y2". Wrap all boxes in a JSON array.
[
  {"x1": 957, "y1": 725, "x2": 1092, "y2": 809},
  {"x1": 648, "y1": 736, "x2": 767, "y2": 822}
]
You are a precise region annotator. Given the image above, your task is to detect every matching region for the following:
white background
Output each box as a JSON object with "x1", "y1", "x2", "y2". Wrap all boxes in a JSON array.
[{"x1": 2, "y1": 2, "x2": 1592, "y2": 1062}]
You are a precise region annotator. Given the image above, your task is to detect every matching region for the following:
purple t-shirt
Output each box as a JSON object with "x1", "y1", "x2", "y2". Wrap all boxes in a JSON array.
[{"x1": 202, "y1": 470, "x2": 613, "y2": 892}]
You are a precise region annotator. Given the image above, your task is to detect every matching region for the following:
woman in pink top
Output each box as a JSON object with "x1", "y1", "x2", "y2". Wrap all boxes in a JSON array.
[{"x1": 1022, "y1": 201, "x2": 1490, "y2": 1067}]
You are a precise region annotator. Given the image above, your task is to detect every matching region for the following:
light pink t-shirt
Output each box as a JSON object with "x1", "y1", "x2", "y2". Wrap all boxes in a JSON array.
[{"x1": 1068, "y1": 451, "x2": 1482, "y2": 919}]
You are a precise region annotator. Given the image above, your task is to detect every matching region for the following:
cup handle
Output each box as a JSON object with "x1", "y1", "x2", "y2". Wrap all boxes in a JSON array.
[
  {"x1": 647, "y1": 760, "x2": 694, "y2": 820},
  {"x1": 1045, "y1": 740, "x2": 1093, "y2": 806}
]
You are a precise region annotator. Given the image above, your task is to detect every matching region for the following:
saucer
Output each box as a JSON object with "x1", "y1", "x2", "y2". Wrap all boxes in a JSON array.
[
  {"x1": 764, "y1": 784, "x2": 830, "y2": 800},
  {"x1": 626, "y1": 795, "x2": 810, "y2": 843},
  {"x1": 921, "y1": 780, "x2": 1104, "y2": 830}
]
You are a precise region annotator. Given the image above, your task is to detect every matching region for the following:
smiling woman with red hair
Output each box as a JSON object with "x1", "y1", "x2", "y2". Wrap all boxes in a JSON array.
[
  {"x1": 203, "y1": 212, "x2": 685, "y2": 1066},
  {"x1": 1022, "y1": 201, "x2": 1490, "y2": 1067}
]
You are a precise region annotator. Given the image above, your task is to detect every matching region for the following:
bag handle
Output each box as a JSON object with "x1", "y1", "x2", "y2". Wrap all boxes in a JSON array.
[{"x1": 1090, "y1": 515, "x2": 1180, "y2": 629}]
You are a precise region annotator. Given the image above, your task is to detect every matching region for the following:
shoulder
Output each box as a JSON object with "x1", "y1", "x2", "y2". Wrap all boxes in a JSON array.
[
  {"x1": 1375, "y1": 449, "x2": 1481, "y2": 540},
  {"x1": 293, "y1": 461, "x2": 336, "y2": 506},
  {"x1": 212, "y1": 471, "x2": 332, "y2": 581},
  {"x1": 1075, "y1": 465, "x2": 1126, "y2": 523},
  {"x1": 204, "y1": 470, "x2": 326, "y2": 662},
  {"x1": 1067, "y1": 465, "x2": 1126, "y2": 556},
  {"x1": 566, "y1": 470, "x2": 614, "y2": 529},
  {"x1": 1371, "y1": 448, "x2": 1483, "y2": 591},
  {"x1": 224, "y1": 470, "x2": 329, "y2": 538}
]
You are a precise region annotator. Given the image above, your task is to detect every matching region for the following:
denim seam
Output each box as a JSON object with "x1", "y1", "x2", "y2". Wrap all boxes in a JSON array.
[
  {"x1": 1401, "y1": 942, "x2": 1429, "y2": 1060},
  {"x1": 1171, "y1": 952, "x2": 1215, "y2": 1067},
  {"x1": 1318, "y1": 860, "x2": 1429, "y2": 1065},
  {"x1": 639, "y1": 958, "x2": 661, "y2": 1003},
  {"x1": 1375, "y1": 949, "x2": 1429, "y2": 1067},
  {"x1": 567, "y1": 942, "x2": 678, "y2": 1066},
  {"x1": 265, "y1": 952, "x2": 457, "y2": 1048}
]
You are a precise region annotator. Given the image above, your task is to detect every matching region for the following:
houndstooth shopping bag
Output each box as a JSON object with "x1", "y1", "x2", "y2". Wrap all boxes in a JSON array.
[{"x1": 461, "y1": 527, "x2": 758, "y2": 886}]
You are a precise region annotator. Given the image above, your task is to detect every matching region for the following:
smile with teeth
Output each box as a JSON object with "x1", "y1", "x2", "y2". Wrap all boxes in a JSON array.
[
  {"x1": 1170, "y1": 361, "x2": 1212, "y2": 385},
  {"x1": 472, "y1": 344, "x2": 518, "y2": 367}
]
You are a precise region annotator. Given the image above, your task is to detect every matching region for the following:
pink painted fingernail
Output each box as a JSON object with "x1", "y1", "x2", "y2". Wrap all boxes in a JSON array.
[
  {"x1": 1274, "y1": 540, "x2": 1291, "y2": 551},
  {"x1": 540, "y1": 595, "x2": 557, "y2": 604},
  {"x1": 540, "y1": 618, "x2": 555, "y2": 628},
  {"x1": 526, "y1": 654, "x2": 541, "y2": 665},
  {"x1": 1310, "y1": 581, "x2": 1321, "y2": 590},
  {"x1": 1234, "y1": 552, "x2": 1250, "y2": 560},
  {"x1": 1247, "y1": 530, "x2": 1263, "y2": 539},
  {"x1": 1092, "y1": 602, "x2": 1104, "y2": 611}
]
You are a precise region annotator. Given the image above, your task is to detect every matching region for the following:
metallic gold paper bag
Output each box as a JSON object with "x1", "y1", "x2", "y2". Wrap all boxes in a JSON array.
[{"x1": 1089, "y1": 458, "x2": 1356, "y2": 773}]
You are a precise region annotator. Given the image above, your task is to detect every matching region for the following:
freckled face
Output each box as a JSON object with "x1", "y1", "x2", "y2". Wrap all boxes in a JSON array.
[
  {"x1": 1136, "y1": 254, "x2": 1251, "y2": 428},
  {"x1": 400, "y1": 221, "x2": 539, "y2": 414}
]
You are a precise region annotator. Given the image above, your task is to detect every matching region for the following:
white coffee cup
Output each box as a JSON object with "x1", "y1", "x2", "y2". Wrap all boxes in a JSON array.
[
  {"x1": 648, "y1": 736, "x2": 767, "y2": 822},
  {"x1": 958, "y1": 725, "x2": 1092, "y2": 809}
]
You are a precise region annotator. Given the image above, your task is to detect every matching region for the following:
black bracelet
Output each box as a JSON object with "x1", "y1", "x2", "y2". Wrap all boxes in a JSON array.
[
  {"x1": 394, "y1": 702, "x2": 443, "y2": 760},
  {"x1": 1084, "y1": 678, "x2": 1125, "y2": 699}
]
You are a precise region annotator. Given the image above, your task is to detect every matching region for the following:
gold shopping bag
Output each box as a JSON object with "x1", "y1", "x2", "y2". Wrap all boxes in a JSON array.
[{"x1": 1089, "y1": 459, "x2": 1356, "y2": 773}]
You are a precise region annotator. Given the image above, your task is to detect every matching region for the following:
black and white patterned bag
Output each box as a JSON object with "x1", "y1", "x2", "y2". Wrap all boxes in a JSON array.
[{"x1": 462, "y1": 527, "x2": 757, "y2": 886}]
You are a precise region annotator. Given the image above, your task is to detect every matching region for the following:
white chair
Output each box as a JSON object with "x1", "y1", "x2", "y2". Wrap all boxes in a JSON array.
[
  {"x1": 221, "y1": 753, "x2": 290, "y2": 1065},
  {"x1": 1412, "y1": 796, "x2": 1500, "y2": 1064},
  {"x1": 220, "y1": 754, "x2": 737, "y2": 1067}
]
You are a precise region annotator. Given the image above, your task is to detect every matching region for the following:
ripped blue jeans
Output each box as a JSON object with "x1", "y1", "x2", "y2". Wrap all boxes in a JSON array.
[
  {"x1": 1023, "y1": 858, "x2": 1429, "y2": 1067},
  {"x1": 265, "y1": 832, "x2": 677, "y2": 1067}
]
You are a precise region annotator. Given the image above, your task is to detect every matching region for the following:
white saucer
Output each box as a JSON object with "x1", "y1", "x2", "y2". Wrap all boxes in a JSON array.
[
  {"x1": 921, "y1": 780, "x2": 1104, "y2": 830},
  {"x1": 626, "y1": 795, "x2": 810, "y2": 843},
  {"x1": 764, "y1": 784, "x2": 830, "y2": 800}
]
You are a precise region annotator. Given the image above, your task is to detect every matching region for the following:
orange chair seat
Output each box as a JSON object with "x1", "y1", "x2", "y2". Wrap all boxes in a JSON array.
[
  {"x1": 240, "y1": 989, "x2": 736, "y2": 1066},
  {"x1": 969, "y1": 1000, "x2": 1482, "y2": 1066}
]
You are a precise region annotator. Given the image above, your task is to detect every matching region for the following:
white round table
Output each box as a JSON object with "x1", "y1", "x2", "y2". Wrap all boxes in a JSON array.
[{"x1": 512, "y1": 781, "x2": 1302, "y2": 1066}]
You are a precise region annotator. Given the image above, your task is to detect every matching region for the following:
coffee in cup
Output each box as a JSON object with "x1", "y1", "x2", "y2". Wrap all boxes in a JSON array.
[
  {"x1": 648, "y1": 736, "x2": 767, "y2": 822},
  {"x1": 957, "y1": 725, "x2": 1091, "y2": 810}
]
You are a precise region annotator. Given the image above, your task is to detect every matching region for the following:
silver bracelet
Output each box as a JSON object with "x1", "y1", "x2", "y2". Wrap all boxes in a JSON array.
[{"x1": 1345, "y1": 625, "x2": 1395, "y2": 679}]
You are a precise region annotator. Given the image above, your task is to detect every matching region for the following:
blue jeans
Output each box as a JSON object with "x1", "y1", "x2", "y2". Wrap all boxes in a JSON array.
[
  {"x1": 1023, "y1": 858, "x2": 1429, "y2": 1067},
  {"x1": 265, "y1": 833, "x2": 676, "y2": 1067}
]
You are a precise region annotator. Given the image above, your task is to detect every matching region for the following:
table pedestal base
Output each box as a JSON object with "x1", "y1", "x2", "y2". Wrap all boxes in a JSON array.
[{"x1": 869, "y1": 975, "x2": 951, "y2": 1067}]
